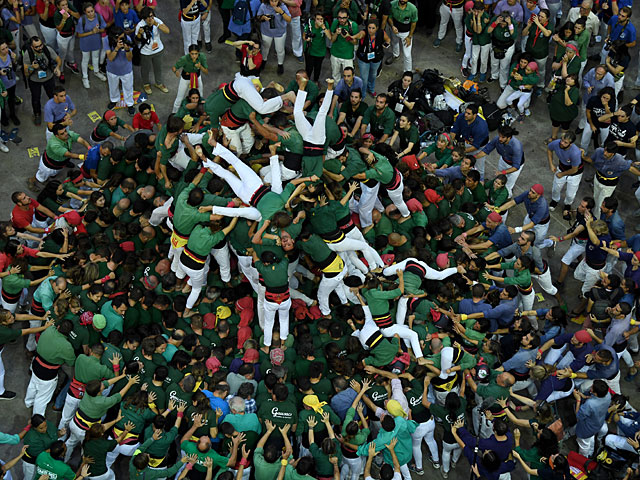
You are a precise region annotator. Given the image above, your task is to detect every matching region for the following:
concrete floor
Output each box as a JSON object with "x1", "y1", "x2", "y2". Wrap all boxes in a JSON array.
[{"x1": 1, "y1": 1, "x2": 640, "y2": 479}]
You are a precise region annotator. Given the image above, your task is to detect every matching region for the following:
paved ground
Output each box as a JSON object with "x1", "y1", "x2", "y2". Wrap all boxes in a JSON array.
[{"x1": 1, "y1": 1, "x2": 640, "y2": 479}]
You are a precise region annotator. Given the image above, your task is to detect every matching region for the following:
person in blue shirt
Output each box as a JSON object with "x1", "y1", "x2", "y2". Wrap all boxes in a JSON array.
[
  {"x1": 428, "y1": 154, "x2": 475, "y2": 183},
  {"x1": 474, "y1": 125, "x2": 523, "y2": 191},
  {"x1": 455, "y1": 210, "x2": 513, "y2": 254},
  {"x1": 113, "y1": 0, "x2": 139, "y2": 35},
  {"x1": 547, "y1": 132, "x2": 583, "y2": 219},
  {"x1": 459, "y1": 285, "x2": 519, "y2": 331},
  {"x1": 583, "y1": 142, "x2": 640, "y2": 217},
  {"x1": 450, "y1": 103, "x2": 489, "y2": 159},
  {"x1": 496, "y1": 332, "x2": 539, "y2": 394},
  {"x1": 81, "y1": 141, "x2": 113, "y2": 180},
  {"x1": 498, "y1": 183, "x2": 552, "y2": 249},
  {"x1": 600, "y1": 7, "x2": 636, "y2": 65}
]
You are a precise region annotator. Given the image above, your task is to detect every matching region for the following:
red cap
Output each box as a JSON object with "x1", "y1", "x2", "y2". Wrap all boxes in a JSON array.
[
  {"x1": 119, "y1": 241, "x2": 135, "y2": 252},
  {"x1": 104, "y1": 110, "x2": 116, "y2": 121},
  {"x1": 531, "y1": 183, "x2": 544, "y2": 195},
  {"x1": 436, "y1": 253, "x2": 449, "y2": 268},
  {"x1": 424, "y1": 189, "x2": 444, "y2": 205},
  {"x1": 203, "y1": 313, "x2": 217, "y2": 330},
  {"x1": 401, "y1": 154, "x2": 420, "y2": 170},
  {"x1": 574, "y1": 330, "x2": 592, "y2": 344},
  {"x1": 242, "y1": 348, "x2": 259, "y2": 363},
  {"x1": 487, "y1": 212, "x2": 503, "y2": 223},
  {"x1": 64, "y1": 211, "x2": 82, "y2": 225}
]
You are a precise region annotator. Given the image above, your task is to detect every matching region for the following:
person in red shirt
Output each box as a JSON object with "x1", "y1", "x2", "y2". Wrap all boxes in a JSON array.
[
  {"x1": 132, "y1": 102, "x2": 161, "y2": 131},
  {"x1": 10, "y1": 191, "x2": 55, "y2": 235}
]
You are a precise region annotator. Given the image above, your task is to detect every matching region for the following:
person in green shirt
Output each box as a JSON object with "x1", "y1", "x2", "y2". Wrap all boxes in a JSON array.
[
  {"x1": 307, "y1": 412, "x2": 342, "y2": 477},
  {"x1": 130, "y1": 433, "x2": 190, "y2": 480},
  {"x1": 176, "y1": 217, "x2": 237, "y2": 311},
  {"x1": 465, "y1": 368, "x2": 515, "y2": 436},
  {"x1": 141, "y1": 401, "x2": 185, "y2": 469},
  {"x1": 253, "y1": 249, "x2": 291, "y2": 348},
  {"x1": 30, "y1": 124, "x2": 91, "y2": 189},
  {"x1": 488, "y1": 14, "x2": 519, "y2": 89},
  {"x1": 389, "y1": 112, "x2": 419, "y2": 157},
  {"x1": 303, "y1": 13, "x2": 331, "y2": 82},
  {"x1": 417, "y1": 135, "x2": 455, "y2": 168},
  {"x1": 179, "y1": 420, "x2": 242, "y2": 474},
  {"x1": 340, "y1": 380, "x2": 372, "y2": 479},
  {"x1": 21, "y1": 415, "x2": 65, "y2": 480},
  {"x1": 172, "y1": 44, "x2": 209, "y2": 114},
  {"x1": 329, "y1": 8, "x2": 360, "y2": 82},
  {"x1": 386, "y1": 0, "x2": 418, "y2": 70},
  {"x1": 82, "y1": 414, "x2": 136, "y2": 479},
  {"x1": 466, "y1": 2, "x2": 491, "y2": 82},
  {"x1": 547, "y1": 72, "x2": 580, "y2": 143},
  {"x1": 523, "y1": 9, "x2": 552, "y2": 88},
  {"x1": 254, "y1": 420, "x2": 294, "y2": 480},
  {"x1": 91, "y1": 109, "x2": 135, "y2": 143},
  {"x1": 360, "y1": 94, "x2": 395, "y2": 143},
  {"x1": 486, "y1": 256, "x2": 535, "y2": 310},
  {"x1": 35, "y1": 440, "x2": 91, "y2": 480}
]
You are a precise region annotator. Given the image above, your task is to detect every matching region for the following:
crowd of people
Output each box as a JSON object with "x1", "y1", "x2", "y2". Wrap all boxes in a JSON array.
[{"x1": 1, "y1": 0, "x2": 640, "y2": 479}]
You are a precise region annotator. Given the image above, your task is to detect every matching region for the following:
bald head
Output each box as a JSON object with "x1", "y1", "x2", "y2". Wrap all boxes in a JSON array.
[
  {"x1": 431, "y1": 337, "x2": 443, "y2": 354},
  {"x1": 141, "y1": 185, "x2": 156, "y2": 200}
]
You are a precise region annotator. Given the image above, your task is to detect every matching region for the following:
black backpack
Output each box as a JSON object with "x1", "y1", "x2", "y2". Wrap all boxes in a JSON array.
[{"x1": 232, "y1": 0, "x2": 250, "y2": 24}]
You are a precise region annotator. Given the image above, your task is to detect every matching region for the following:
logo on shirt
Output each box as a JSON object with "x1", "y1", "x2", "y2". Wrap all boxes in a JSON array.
[
  {"x1": 168, "y1": 390, "x2": 188, "y2": 408},
  {"x1": 409, "y1": 394, "x2": 422, "y2": 407},
  {"x1": 371, "y1": 391, "x2": 388, "y2": 402},
  {"x1": 271, "y1": 407, "x2": 293, "y2": 419}
]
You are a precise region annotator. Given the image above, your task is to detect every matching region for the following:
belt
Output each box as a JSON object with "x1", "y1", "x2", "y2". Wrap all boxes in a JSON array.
[
  {"x1": 365, "y1": 331, "x2": 384, "y2": 349},
  {"x1": 383, "y1": 169, "x2": 402, "y2": 190},
  {"x1": 41, "y1": 150, "x2": 65, "y2": 170},
  {"x1": 321, "y1": 254, "x2": 344, "y2": 274},
  {"x1": 183, "y1": 246, "x2": 207, "y2": 265},
  {"x1": 373, "y1": 313, "x2": 393, "y2": 328},
  {"x1": 250, "y1": 184, "x2": 270, "y2": 208},
  {"x1": 303, "y1": 141, "x2": 324, "y2": 157},
  {"x1": 69, "y1": 377, "x2": 86, "y2": 399},
  {"x1": 74, "y1": 409, "x2": 101, "y2": 431},
  {"x1": 321, "y1": 230, "x2": 346, "y2": 243},
  {"x1": 264, "y1": 287, "x2": 290, "y2": 304},
  {"x1": 1, "y1": 289, "x2": 20, "y2": 304},
  {"x1": 148, "y1": 455, "x2": 166, "y2": 468},
  {"x1": 596, "y1": 171, "x2": 619, "y2": 185},
  {"x1": 170, "y1": 228, "x2": 189, "y2": 249},
  {"x1": 113, "y1": 426, "x2": 139, "y2": 444},
  {"x1": 222, "y1": 82, "x2": 240, "y2": 103}
]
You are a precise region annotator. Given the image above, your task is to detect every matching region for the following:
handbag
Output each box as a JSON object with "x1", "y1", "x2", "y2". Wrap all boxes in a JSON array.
[{"x1": 547, "y1": 418, "x2": 565, "y2": 441}]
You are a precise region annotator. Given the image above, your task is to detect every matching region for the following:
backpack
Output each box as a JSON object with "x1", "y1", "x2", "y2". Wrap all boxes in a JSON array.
[{"x1": 232, "y1": 0, "x2": 250, "y2": 25}]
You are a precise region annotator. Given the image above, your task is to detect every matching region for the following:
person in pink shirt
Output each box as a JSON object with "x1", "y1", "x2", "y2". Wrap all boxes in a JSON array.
[
  {"x1": 93, "y1": 0, "x2": 114, "y2": 68},
  {"x1": 283, "y1": 0, "x2": 303, "y2": 62}
]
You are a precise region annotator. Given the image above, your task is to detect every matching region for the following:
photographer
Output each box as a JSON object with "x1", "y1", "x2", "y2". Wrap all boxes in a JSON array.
[
  {"x1": 103, "y1": 26, "x2": 135, "y2": 115},
  {"x1": 330, "y1": 7, "x2": 360, "y2": 82},
  {"x1": 600, "y1": 6, "x2": 636, "y2": 65},
  {"x1": 135, "y1": 6, "x2": 169, "y2": 96},
  {"x1": 303, "y1": 12, "x2": 330, "y2": 83},
  {"x1": 257, "y1": 0, "x2": 291, "y2": 75},
  {"x1": 21, "y1": 35, "x2": 62, "y2": 126},
  {"x1": 488, "y1": 12, "x2": 518, "y2": 90},
  {"x1": 0, "y1": 41, "x2": 18, "y2": 127}
]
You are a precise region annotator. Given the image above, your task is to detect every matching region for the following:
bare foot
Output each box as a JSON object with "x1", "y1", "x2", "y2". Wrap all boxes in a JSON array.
[{"x1": 326, "y1": 78, "x2": 334, "y2": 91}]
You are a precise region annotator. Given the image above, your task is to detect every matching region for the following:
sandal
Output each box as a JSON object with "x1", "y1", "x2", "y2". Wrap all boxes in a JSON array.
[{"x1": 544, "y1": 137, "x2": 556, "y2": 145}]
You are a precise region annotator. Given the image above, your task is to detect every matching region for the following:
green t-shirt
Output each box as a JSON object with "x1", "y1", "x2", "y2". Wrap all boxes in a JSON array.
[
  {"x1": 0, "y1": 324, "x2": 20, "y2": 346},
  {"x1": 257, "y1": 399, "x2": 298, "y2": 427},
  {"x1": 180, "y1": 440, "x2": 229, "y2": 472},
  {"x1": 363, "y1": 105, "x2": 395, "y2": 137},
  {"x1": 330, "y1": 19, "x2": 358, "y2": 59},
  {"x1": 305, "y1": 21, "x2": 329, "y2": 57},
  {"x1": 83, "y1": 438, "x2": 117, "y2": 476},
  {"x1": 35, "y1": 452, "x2": 76, "y2": 480},
  {"x1": 465, "y1": 12, "x2": 491, "y2": 46},
  {"x1": 390, "y1": 0, "x2": 418, "y2": 31}
]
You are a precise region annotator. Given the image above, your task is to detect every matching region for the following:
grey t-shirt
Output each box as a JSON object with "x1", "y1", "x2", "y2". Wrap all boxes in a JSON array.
[{"x1": 24, "y1": 45, "x2": 57, "y2": 83}]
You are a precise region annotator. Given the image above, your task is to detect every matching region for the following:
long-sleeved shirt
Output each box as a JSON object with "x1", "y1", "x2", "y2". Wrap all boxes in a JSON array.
[
  {"x1": 501, "y1": 347, "x2": 537, "y2": 374},
  {"x1": 434, "y1": 165, "x2": 465, "y2": 183},
  {"x1": 481, "y1": 136, "x2": 524, "y2": 169},
  {"x1": 581, "y1": 68, "x2": 615, "y2": 105},
  {"x1": 357, "y1": 416, "x2": 417, "y2": 465},
  {"x1": 129, "y1": 438, "x2": 185, "y2": 479},
  {"x1": 484, "y1": 297, "x2": 518, "y2": 330}
]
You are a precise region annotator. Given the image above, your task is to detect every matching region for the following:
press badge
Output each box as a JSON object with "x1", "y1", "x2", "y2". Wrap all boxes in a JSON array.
[
  {"x1": 394, "y1": 102, "x2": 404, "y2": 112},
  {"x1": 38, "y1": 70, "x2": 46, "y2": 79},
  {"x1": 367, "y1": 52, "x2": 375, "y2": 60}
]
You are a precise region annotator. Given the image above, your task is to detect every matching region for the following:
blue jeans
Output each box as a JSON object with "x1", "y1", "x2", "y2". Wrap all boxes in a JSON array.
[
  {"x1": 358, "y1": 59, "x2": 380, "y2": 97},
  {"x1": 54, "y1": 378, "x2": 71, "y2": 409}
]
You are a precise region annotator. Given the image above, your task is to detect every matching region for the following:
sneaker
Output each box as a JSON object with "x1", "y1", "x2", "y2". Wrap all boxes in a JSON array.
[
  {"x1": 277, "y1": 64, "x2": 284, "y2": 75},
  {"x1": 206, "y1": 42, "x2": 212, "y2": 52},
  {"x1": 127, "y1": 106, "x2": 135, "y2": 115},
  {"x1": 487, "y1": 77, "x2": 496, "y2": 83},
  {"x1": 408, "y1": 464, "x2": 424, "y2": 476},
  {"x1": 461, "y1": 66, "x2": 470, "y2": 77},
  {"x1": 455, "y1": 42, "x2": 462, "y2": 52},
  {"x1": 66, "y1": 62, "x2": 80, "y2": 74},
  {"x1": 433, "y1": 38, "x2": 442, "y2": 47},
  {"x1": 478, "y1": 73, "x2": 486, "y2": 82},
  {"x1": 0, "y1": 142, "x2": 8, "y2": 153},
  {"x1": 107, "y1": 102, "x2": 117, "y2": 109},
  {"x1": 88, "y1": 63, "x2": 93, "y2": 71},
  {"x1": 467, "y1": 73, "x2": 476, "y2": 81},
  {"x1": 524, "y1": 108, "x2": 531, "y2": 116},
  {"x1": 217, "y1": 34, "x2": 229, "y2": 44},
  {"x1": 442, "y1": 471, "x2": 448, "y2": 479},
  {"x1": 385, "y1": 55, "x2": 397, "y2": 65},
  {"x1": 82, "y1": 77, "x2": 90, "y2": 89},
  {"x1": 296, "y1": 55, "x2": 304, "y2": 63},
  {"x1": 34, "y1": 113, "x2": 41, "y2": 126},
  {"x1": 94, "y1": 71, "x2": 107, "y2": 82},
  {"x1": 0, "y1": 390, "x2": 16, "y2": 400},
  {"x1": 451, "y1": 462, "x2": 457, "y2": 470},
  {"x1": 549, "y1": 200, "x2": 558, "y2": 211},
  {"x1": 430, "y1": 458, "x2": 441, "y2": 470},
  {"x1": 154, "y1": 83, "x2": 169, "y2": 93},
  {"x1": 143, "y1": 84, "x2": 153, "y2": 95}
]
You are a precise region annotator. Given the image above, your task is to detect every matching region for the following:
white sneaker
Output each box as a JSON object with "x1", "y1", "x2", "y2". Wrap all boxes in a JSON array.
[
  {"x1": 0, "y1": 142, "x2": 10, "y2": 153},
  {"x1": 94, "y1": 71, "x2": 106, "y2": 82},
  {"x1": 82, "y1": 78, "x2": 90, "y2": 89}
]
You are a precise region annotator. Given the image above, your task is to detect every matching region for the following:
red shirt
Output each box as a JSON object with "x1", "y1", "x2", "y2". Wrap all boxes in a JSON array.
[
  {"x1": 36, "y1": 0, "x2": 56, "y2": 26},
  {"x1": 133, "y1": 111, "x2": 160, "y2": 130},
  {"x1": 11, "y1": 199, "x2": 39, "y2": 230}
]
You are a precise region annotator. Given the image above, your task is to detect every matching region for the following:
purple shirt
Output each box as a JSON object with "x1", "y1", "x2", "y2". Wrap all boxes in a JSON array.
[
  {"x1": 43, "y1": 96, "x2": 75, "y2": 124},
  {"x1": 493, "y1": 0, "x2": 524, "y2": 24},
  {"x1": 103, "y1": 36, "x2": 133, "y2": 75},
  {"x1": 77, "y1": 14, "x2": 106, "y2": 52}
]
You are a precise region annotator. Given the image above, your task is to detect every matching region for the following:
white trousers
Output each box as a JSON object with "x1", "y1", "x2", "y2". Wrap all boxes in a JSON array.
[
  {"x1": 505, "y1": 89, "x2": 533, "y2": 113},
  {"x1": 263, "y1": 297, "x2": 291, "y2": 346},
  {"x1": 40, "y1": 24, "x2": 57, "y2": 51},
  {"x1": 57, "y1": 33, "x2": 74, "y2": 64},
  {"x1": 330, "y1": 55, "x2": 353, "y2": 83},
  {"x1": 561, "y1": 240, "x2": 586, "y2": 266},
  {"x1": 437, "y1": 4, "x2": 463, "y2": 44},
  {"x1": 212, "y1": 243, "x2": 231, "y2": 283},
  {"x1": 358, "y1": 182, "x2": 381, "y2": 228},
  {"x1": 22, "y1": 462, "x2": 36, "y2": 480},
  {"x1": 209, "y1": 143, "x2": 266, "y2": 203},
  {"x1": 0, "y1": 348, "x2": 5, "y2": 395},
  {"x1": 221, "y1": 124, "x2": 255, "y2": 155},
  {"x1": 381, "y1": 324, "x2": 423, "y2": 358},
  {"x1": 58, "y1": 393, "x2": 81, "y2": 430},
  {"x1": 532, "y1": 267, "x2": 558, "y2": 296},
  {"x1": 295, "y1": 88, "x2": 333, "y2": 144},
  {"x1": 0, "y1": 297, "x2": 18, "y2": 313},
  {"x1": 490, "y1": 44, "x2": 516, "y2": 89},
  {"x1": 88, "y1": 469, "x2": 116, "y2": 480},
  {"x1": 105, "y1": 441, "x2": 140, "y2": 469},
  {"x1": 261, "y1": 34, "x2": 286, "y2": 65},
  {"x1": 593, "y1": 177, "x2": 617, "y2": 218},
  {"x1": 35, "y1": 156, "x2": 62, "y2": 183},
  {"x1": 341, "y1": 456, "x2": 364, "y2": 480},
  {"x1": 180, "y1": 18, "x2": 201, "y2": 55},
  {"x1": 200, "y1": 12, "x2": 211, "y2": 43},
  {"x1": 64, "y1": 417, "x2": 86, "y2": 462},
  {"x1": 175, "y1": 258, "x2": 210, "y2": 310},
  {"x1": 498, "y1": 157, "x2": 522, "y2": 196},
  {"x1": 551, "y1": 171, "x2": 582, "y2": 206},
  {"x1": 470, "y1": 44, "x2": 491, "y2": 75},
  {"x1": 411, "y1": 419, "x2": 439, "y2": 468},
  {"x1": 81, "y1": 50, "x2": 100, "y2": 80},
  {"x1": 387, "y1": 181, "x2": 410, "y2": 217},
  {"x1": 318, "y1": 267, "x2": 348, "y2": 315},
  {"x1": 289, "y1": 16, "x2": 303, "y2": 57},
  {"x1": 24, "y1": 372, "x2": 57, "y2": 416},
  {"x1": 107, "y1": 71, "x2": 134, "y2": 106},
  {"x1": 574, "y1": 259, "x2": 602, "y2": 295},
  {"x1": 442, "y1": 441, "x2": 462, "y2": 473},
  {"x1": 390, "y1": 30, "x2": 412, "y2": 71},
  {"x1": 172, "y1": 76, "x2": 203, "y2": 113}
]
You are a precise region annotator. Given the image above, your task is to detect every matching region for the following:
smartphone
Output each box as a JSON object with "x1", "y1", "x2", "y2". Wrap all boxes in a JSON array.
[{"x1": 59, "y1": 8, "x2": 66, "y2": 13}]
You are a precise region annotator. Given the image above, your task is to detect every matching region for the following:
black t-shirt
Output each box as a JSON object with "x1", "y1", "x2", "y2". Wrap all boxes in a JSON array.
[
  {"x1": 586, "y1": 95, "x2": 616, "y2": 130},
  {"x1": 606, "y1": 119, "x2": 636, "y2": 155},
  {"x1": 366, "y1": 0, "x2": 391, "y2": 20},
  {"x1": 340, "y1": 101, "x2": 368, "y2": 131},
  {"x1": 387, "y1": 79, "x2": 420, "y2": 115}
]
